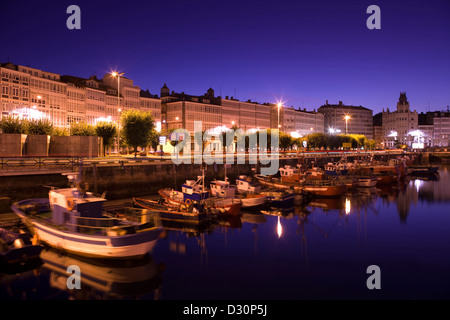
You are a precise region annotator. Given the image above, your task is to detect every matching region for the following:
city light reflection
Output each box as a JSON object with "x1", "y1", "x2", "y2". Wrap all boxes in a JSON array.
[
  {"x1": 277, "y1": 216, "x2": 282, "y2": 238},
  {"x1": 345, "y1": 198, "x2": 351, "y2": 215},
  {"x1": 414, "y1": 179, "x2": 423, "y2": 192}
]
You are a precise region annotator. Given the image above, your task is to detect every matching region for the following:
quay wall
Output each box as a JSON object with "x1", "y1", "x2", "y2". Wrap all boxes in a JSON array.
[
  {"x1": 0, "y1": 157, "x2": 306, "y2": 201},
  {"x1": 0, "y1": 161, "x2": 269, "y2": 202},
  {"x1": 0, "y1": 151, "x2": 442, "y2": 202}
]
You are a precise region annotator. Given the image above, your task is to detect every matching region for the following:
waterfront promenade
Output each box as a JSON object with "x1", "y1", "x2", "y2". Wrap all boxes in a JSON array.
[{"x1": 0, "y1": 149, "x2": 432, "y2": 175}]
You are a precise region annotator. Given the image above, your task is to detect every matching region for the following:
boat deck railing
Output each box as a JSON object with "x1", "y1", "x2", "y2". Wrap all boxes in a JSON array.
[
  {"x1": 17, "y1": 204, "x2": 162, "y2": 236},
  {"x1": 302, "y1": 179, "x2": 344, "y2": 187}
]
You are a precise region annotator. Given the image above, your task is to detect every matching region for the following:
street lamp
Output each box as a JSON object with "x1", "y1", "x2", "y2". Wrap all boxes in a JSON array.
[
  {"x1": 117, "y1": 108, "x2": 122, "y2": 154},
  {"x1": 277, "y1": 102, "x2": 282, "y2": 131},
  {"x1": 111, "y1": 71, "x2": 124, "y2": 111},
  {"x1": 344, "y1": 115, "x2": 351, "y2": 134},
  {"x1": 37, "y1": 95, "x2": 53, "y2": 125},
  {"x1": 111, "y1": 71, "x2": 124, "y2": 153}
]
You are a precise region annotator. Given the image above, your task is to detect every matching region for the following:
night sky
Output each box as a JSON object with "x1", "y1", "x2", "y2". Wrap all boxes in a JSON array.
[{"x1": 1, "y1": 0, "x2": 449, "y2": 114}]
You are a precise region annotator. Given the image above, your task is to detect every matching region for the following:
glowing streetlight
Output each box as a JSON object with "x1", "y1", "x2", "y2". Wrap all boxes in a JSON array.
[
  {"x1": 277, "y1": 102, "x2": 282, "y2": 131},
  {"x1": 344, "y1": 115, "x2": 351, "y2": 134},
  {"x1": 175, "y1": 116, "x2": 179, "y2": 121},
  {"x1": 231, "y1": 121, "x2": 235, "y2": 126}
]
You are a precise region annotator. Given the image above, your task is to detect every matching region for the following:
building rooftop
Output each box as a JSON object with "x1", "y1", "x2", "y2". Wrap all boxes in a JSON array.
[
  {"x1": 319, "y1": 101, "x2": 371, "y2": 112},
  {"x1": 60, "y1": 75, "x2": 120, "y2": 96}
]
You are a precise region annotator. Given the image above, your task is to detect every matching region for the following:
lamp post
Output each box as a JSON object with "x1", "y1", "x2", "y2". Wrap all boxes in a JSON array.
[
  {"x1": 37, "y1": 94, "x2": 53, "y2": 125},
  {"x1": 277, "y1": 102, "x2": 282, "y2": 131},
  {"x1": 117, "y1": 108, "x2": 122, "y2": 154},
  {"x1": 111, "y1": 71, "x2": 124, "y2": 153},
  {"x1": 344, "y1": 115, "x2": 351, "y2": 135}
]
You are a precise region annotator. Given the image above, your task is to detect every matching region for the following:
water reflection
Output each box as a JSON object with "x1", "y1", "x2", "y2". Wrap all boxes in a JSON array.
[
  {"x1": 0, "y1": 248, "x2": 163, "y2": 300},
  {"x1": 40, "y1": 249, "x2": 163, "y2": 300},
  {"x1": 2, "y1": 165, "x2": 449, "y2": 300}
]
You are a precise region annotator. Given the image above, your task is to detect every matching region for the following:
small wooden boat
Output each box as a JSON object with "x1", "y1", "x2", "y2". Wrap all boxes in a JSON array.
[
  {"x1": 300, "y1": 179, "x2": 346, "y2": 197},
  {"x1": 132, "y1": 197, "x2": 211, "y2": 224},
  {"x1": 261, "y1": 190, "x2": 295, "y2": 208},
  {"x1": 0, "y1": 227, "x2": 43, "y2": 265},
  {"x1": 357, "y1": 176, "x2": 379, "y2": 188},
  {"x1": 255, "y1": 174, "x2": 295, "y2": 190},
  {"x1": 237, "y1": 193, "x2": 267, "y2": 209}
]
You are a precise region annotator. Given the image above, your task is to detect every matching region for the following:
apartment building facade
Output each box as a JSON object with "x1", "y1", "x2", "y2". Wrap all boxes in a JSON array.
[
  {"x1": 282, "y1": 106, "x2": 324, "y2": 136},
  {"x1": 318, "y1": 100, "x2": 373, "y2": 139},
  {"x1": 1, "y1": 62, "x2": 68, "y2": 127},
  {"x1": 1, "y1": 62, "x2": 161, "y2": 129}
]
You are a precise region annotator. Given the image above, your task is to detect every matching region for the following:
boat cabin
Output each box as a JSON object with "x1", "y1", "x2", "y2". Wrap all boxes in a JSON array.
[
  {"x1": 210, "y1": 180, "x2": 236, "y2": 198},
  {"x1": 181, "y1": 180, "x2": 210, "y2": 202},
  {"x1": 236, "y1": 175, "x2": 262, "y2": 194},
  {"x1": 49, "y1": 188, "x2": 106, "y2": 230},
  {"x1": 279, "y1": 165, "x2": 302, "y2": 182}
]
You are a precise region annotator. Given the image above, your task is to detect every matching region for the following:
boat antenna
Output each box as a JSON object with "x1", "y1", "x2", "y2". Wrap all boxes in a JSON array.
[{"x1": 202, "y1": 165, "x2": 205, "y2": 192}]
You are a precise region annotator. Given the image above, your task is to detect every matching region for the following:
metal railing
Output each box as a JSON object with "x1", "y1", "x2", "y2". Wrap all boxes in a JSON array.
[{"x1": 0, "y1": 156, "x2": 81, "y2": 171}]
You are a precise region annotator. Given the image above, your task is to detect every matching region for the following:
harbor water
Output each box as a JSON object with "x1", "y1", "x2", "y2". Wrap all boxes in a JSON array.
[{"x1": 1, "y1": 165, "x2": 450, "y2": 300}]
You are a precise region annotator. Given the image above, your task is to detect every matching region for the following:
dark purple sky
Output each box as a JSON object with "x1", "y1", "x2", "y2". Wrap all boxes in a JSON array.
[{"x1": 1, "y1": 0, "x2": 449, "y2": 114}]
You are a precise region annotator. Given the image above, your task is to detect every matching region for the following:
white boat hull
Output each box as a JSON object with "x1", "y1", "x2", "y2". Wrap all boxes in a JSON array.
[
  {"x1": 241, "y1": 195, "x2": 267, "y2": 208},
  {"x1": 23, "y1": 218, "x2": 160, "y2": 260},
  {"x1": 357, "y1": 178, "x2": 378, "y2": 187}
]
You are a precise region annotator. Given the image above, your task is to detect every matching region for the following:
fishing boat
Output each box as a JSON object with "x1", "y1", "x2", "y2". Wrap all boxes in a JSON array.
[
  {"x1": 211, "y1": 177, "x2": 266, "y2": 210},
  {"x1": 158, "y1": 187, "x2": 242, "y2": 215},
  {"x1": 324, "y1": 162, "x2": 349, "y2": 177},
  {"x1": 0, "y1": 227, "x2": 43, "y2": 265},
  {"x1": 132, "y1": 197, "x2": 211, "y2": 224},
  {"x1": 11, "y1": 181, "x2": 164, "y2": 260},
  {"x1": 279, "y1": 165, "x2": 303, "y2": 182},
  {"x1": 235, "y1": 175, "x2": 262, "y2": 194},
  {"x1": 210, "y1": 179, "x2": 237, "y2": 198},
  {"x1": 158, "y1": 167, "x2": 242, "y2": 215},
  {"x1": 304, "y1": 166, "x2": 326, "y2": 180},
  {"x1": 300, "y1": 178, "x2": 346, "y2": 197},
  {"x1": 255, "y1": 174, "x2": 295, "y2": 190}
]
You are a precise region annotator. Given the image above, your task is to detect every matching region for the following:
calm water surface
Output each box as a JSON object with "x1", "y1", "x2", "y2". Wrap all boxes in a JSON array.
[{"x1": 2, "y1": 165, "x2": 450, "y2": 300}]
